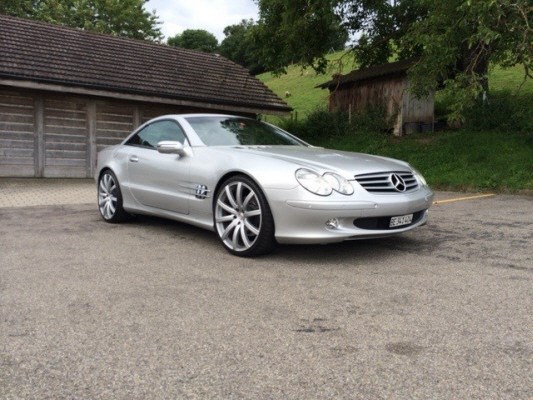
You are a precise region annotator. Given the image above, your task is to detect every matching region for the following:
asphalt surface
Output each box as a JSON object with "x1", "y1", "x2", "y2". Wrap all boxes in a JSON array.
[{"x1": 1, "y1": 189, "x2": 532, "y2": 399}]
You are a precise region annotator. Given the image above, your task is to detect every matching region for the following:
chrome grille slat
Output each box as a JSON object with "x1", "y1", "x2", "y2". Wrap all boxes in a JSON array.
[{"x1": 354, "y1": 171, "x2": 419, "y2": 194}]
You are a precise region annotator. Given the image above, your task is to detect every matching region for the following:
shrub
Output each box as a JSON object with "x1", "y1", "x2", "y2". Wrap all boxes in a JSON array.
[
  {"x1": 448, "y1": 91, "x2": 532, "y2": 133},
  {"x1": 277, "y1": 109, "x2": 349, "y2": 142},
  {"x1": 350, "y1": 104, "x2": 391, "y2": 134},
  {"x1": 278, "y1": 106, "x2": 391, "y2": 143}
]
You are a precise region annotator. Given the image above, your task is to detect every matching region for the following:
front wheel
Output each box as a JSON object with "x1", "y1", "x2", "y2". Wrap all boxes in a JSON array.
[
  {"x1": 214, "y1": 175, "x2": 275, "y2": 257},
  {"x1": 98, "y1": 170, "x2": 130, "y2": 223}
]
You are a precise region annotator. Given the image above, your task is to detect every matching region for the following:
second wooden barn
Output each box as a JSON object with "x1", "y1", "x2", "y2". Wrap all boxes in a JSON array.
[{"x1": 318, "y1": 59, "x2": 434, "y2": 136}]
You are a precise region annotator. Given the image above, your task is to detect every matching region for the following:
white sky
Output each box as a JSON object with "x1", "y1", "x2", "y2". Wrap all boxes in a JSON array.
[{"x1": 145, "y1": 0, "x2": 259, "y2": 42}]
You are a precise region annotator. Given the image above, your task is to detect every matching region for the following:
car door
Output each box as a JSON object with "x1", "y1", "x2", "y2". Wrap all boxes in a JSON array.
[{"x1": 124, "y1": 119, "x2": 190, "y2": 214}]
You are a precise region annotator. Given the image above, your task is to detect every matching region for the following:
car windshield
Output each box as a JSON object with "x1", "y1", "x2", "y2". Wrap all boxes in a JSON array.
[{"x1": 185, "y1": 116, "x2": 307, "y2": 147}]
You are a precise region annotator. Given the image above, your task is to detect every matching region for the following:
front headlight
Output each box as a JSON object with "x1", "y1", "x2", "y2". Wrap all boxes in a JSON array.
[
  {"x1": 323, "y1": 172, "x2": 354, "y2": 195},
  {"x1": 412, "y1": 167, "x2": 428, "y2": 187},
  {"x1": 295, "y1": 169, "x2": 332, "y2": 196},
  {"x1": 295, "y1": 169, "x2": 354, "y2": 196}
]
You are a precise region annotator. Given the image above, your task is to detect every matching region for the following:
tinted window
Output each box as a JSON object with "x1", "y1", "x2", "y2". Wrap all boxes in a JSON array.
[
  {"x1": 126, "y1": 120, "x2": 187, "y2": 148},
  {"x1": 185, "y1": 116, "x2": 306, "y2": 146}
]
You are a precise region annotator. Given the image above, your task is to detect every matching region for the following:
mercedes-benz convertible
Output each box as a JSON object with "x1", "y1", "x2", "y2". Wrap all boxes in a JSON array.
[{"x1": 96, "y1": 114, "x2": 434, "y2": 256}]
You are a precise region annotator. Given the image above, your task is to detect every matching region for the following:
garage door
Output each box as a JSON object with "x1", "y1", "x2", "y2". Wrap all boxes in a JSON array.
[
  {"x1": 43, "y1": 98, "x2": 88, "y2": 177},
  {"x1": 0, "y1": 90, "x2": 208, "y2": 178},
  {"x1": 0, "y1": 90, "x2": 36, "y2": 177},
  {"x1": 95, "y1": 102, "x2": 135, "y2": 154}
]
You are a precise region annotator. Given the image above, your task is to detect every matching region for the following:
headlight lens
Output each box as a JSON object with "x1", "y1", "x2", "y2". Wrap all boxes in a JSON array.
[
  {"x1": 295, "y1": 169, "x2": 354, "y2": 196},
  {"x1": 323, "y1": 172, "x2": 354, "y2": 195},
  {"x1": 295, "y1": 169, "x2": 332, "y2": 196},
  {"x1": 412, "y1": 167, "x2": 428, "y2": 187}
]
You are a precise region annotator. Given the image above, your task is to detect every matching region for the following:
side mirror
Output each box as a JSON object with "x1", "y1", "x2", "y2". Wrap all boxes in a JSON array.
[{"x1": 157, "y1": 141, "x2": 187, "y2": 157}]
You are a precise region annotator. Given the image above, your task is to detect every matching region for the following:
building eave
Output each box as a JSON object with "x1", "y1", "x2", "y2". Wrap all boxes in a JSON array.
[{"x1": 0, "y1": 77, "x2": 292, "y2": 116}]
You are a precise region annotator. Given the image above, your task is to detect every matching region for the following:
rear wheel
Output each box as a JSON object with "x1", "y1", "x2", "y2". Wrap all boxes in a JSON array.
[
  {"x1": 98, "y1": 170, "x2": 129, "y2": 223},
  {"x1": 214, "y1": 175, "x2": 275, "y2": 257}
]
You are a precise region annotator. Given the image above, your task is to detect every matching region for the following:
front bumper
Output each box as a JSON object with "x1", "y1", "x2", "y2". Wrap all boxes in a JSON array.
[{"x1": 266, "y1": 185, "x2": 434, "y2": 244}]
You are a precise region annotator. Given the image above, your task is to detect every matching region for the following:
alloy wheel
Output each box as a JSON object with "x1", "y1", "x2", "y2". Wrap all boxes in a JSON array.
[
  {"x1": 98, "y1": 173, "x2": 118, "y2": 220},
  {"x1": 215, "y1": 181, "x2": 262, "y2": 252}
]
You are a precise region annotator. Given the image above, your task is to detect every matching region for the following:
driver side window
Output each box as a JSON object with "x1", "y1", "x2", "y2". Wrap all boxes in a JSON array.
[{"x1": 126, "y1": 120, "x2": 187, "y2": 149}]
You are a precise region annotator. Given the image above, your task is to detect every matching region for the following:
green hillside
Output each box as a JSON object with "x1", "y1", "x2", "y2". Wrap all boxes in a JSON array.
[
  {"x1": 257, "y1": 51, "x2": 355, "y2": 120},
  {"x1": 258, "y1": 52, "x2": 533, "y2": 120}
]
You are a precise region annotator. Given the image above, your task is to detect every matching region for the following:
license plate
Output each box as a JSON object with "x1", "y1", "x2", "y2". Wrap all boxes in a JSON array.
[{"x1": 390, "y1": 214, "x2": 413, "y2": 228}]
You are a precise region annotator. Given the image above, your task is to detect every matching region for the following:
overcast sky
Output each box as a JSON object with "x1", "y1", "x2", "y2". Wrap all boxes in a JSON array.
[{"x1": 145, "y1": 0, "x2": 259, "y2": 42}]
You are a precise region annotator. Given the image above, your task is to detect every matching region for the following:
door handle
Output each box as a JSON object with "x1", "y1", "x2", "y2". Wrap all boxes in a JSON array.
[{"x1": 129, "y1": 155, "x2": 139, "y2": 163}]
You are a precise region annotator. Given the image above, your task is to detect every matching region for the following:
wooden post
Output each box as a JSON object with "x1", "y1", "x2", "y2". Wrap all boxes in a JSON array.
[
  {"x1": 133, "y1": 105, "x2": 141, "y2": 129},
  {"x1": 86, "y1": 100, "x2": 96, "y2": 178},
  {"x1": 33, "y1": 95, "x2": 44, "y2": 177}
]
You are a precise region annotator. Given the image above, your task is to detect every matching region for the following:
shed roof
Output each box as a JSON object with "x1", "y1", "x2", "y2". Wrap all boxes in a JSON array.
[
  {"x1": 317, "y1": 59, "x2": 416, "y2": 90},
  {"x1": 0, "y1": 15, "x2": 291, "y2": 114}
]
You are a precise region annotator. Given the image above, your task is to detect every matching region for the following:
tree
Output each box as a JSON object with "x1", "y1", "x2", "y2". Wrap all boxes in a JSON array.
[
  {"x1": 406, "y1": 0, "x2": 532, "y2": 121},
  {"x1": 219, "y1": 19, "x2": 266, "y2": 75},
  {"x1": 256, "y1": 0, "x2": 532, "y2": 120},
  {"x1": 0, "y1": 0, "x2": 162, "y2": 41},
  {"x1": 254, "y1": 0, "x2": 349, "y2": 75},
  {"x1": 167, "y1": 29, "x2": 219, "y2": 53}
]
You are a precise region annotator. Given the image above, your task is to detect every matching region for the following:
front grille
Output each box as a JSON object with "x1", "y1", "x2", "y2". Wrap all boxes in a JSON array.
[{"x1": 354, "y1": 171, "x2": 418, "y2": 193}]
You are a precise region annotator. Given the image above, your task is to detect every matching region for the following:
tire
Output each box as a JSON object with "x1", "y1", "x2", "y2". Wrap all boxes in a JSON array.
[
  {"x1": 98, "y1": 170, "x2": 130, "y2": 223},
  {"x1": 214, "y1": 175, "x2": 275, "y2": 257}
]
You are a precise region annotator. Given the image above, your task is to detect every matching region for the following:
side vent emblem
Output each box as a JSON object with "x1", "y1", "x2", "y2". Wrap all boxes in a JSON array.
[{"x1": 195, "y1": 184, "x2": 209, "y2": 199}]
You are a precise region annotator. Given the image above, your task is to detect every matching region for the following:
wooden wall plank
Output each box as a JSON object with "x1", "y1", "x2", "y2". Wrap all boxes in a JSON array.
[
  {"x1": 45, "y1": 133, "x2": 87, "y2": 143},
  {"x1": 0, "y1": 165, "x2": 35, "y2": 177},
  {"x1": 45, "y1": 158, "x2": 86, "y2": 166},
  {"x1": 45, "y1": 142, "x2": 86, "y2": 151},
  {"x1": 0, "y1": 138, "x2": 34, "y2": 148},
  {"x1": 0, "y1": 157, "x2": 34, "y2": 165},
  {"x1": 43, "y1": 166, "x2": 86, "y2": 178},
  {"x1": 44, "y1": 125, "x2": 87, "y2": 135},
  {"x1": 0, "y1": 148, "x2": 34, "y2": 157},
  {"x1": 0, "y1": 132, "x2": 34, "y2": 141},
  {"x1": 0, "y1": 121, "x2": 34, "y2": 131},
  {"x1": 0, "y1": 113, "x2": 35, "y2": 124}
]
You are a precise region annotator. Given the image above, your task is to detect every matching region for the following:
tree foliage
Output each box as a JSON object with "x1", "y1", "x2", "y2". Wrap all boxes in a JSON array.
[
  {"x1": 256, "y1": 0, "x2": 532, "y2": 121},
  {"x1": 0, "y1": 0, "x2": 162, "y2": 41},
  {"x1": 406, "y1": 0, "x2": 532, "y2": 121},
  {"x1": 219, "y1": 19, "x2": 266, "y2": 75},
  {"x1": 254, "y1": 0, "x2": 349, "y2": 75},
  {"x1": 167, "y1": 29, "x2": 219, "y2": 53}
]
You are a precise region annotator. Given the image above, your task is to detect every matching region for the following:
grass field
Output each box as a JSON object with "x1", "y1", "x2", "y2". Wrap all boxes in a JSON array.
[
  {"x1": 312, "y1": 130, "x2": 533, "y2": 192},
  {"x1": 257, "y1": 52, "x2": 355, "y2": 120}
]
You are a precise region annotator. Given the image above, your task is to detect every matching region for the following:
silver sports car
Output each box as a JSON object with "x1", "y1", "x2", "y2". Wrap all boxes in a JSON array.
[{"x1": 96, "y1": 114, "x2": 434, "y2": 256}]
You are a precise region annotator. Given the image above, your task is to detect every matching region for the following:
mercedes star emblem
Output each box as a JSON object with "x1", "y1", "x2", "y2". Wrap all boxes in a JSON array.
[{"x1": 390, "y1": 173, "x2": 407, "y2": 192}]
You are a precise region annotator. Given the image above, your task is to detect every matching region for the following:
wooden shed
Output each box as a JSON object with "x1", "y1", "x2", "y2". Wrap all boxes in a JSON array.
[
  {"x1": 0, "y1": 15, "x2": 291, "y2": 178},
  {"x1": 318, "y1": 59, "x2": 434, "y2": 136}
]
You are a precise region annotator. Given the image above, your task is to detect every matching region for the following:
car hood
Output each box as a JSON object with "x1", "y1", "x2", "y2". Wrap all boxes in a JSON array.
[{"x1": 228, "y1": 145, "x2": 410, "y2": 177}]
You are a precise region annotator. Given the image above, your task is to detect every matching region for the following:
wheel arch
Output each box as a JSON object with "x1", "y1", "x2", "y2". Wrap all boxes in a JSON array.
[
  {"x1": 98, "y1": 166, "x2": 114, "y2": 181},
  {"x1": 213, "y1": 171, "x2": 266, "y2": 208}
]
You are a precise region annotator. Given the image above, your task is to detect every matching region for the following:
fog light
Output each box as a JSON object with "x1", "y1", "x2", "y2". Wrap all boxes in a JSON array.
[{"x1": 325, "y1": 218, "x2": 339, "y2": 230}]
